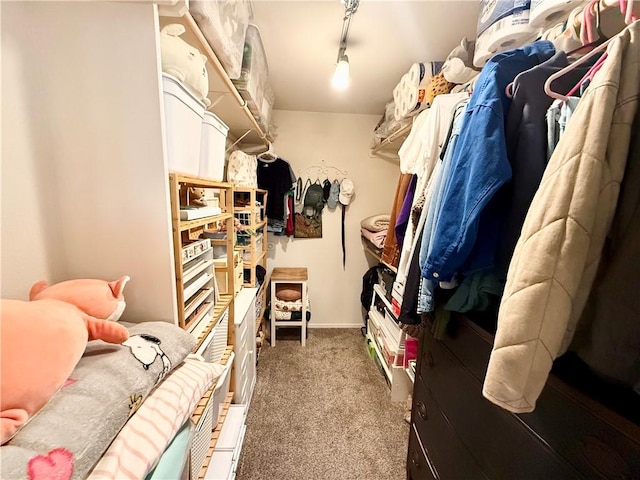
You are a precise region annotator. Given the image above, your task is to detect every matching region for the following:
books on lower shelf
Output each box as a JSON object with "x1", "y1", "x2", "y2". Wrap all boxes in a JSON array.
[{"x1": 180, "y1": 206, "x2": 222, "y2": 220}]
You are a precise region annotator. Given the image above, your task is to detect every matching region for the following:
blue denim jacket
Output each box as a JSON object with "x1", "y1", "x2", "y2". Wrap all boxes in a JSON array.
[
  {"x1": 418, "y1": 100, "x2": 469, "y2": 313},
  {"x1": 420, "y1": 41, "x2": 555, "y2": 283}
]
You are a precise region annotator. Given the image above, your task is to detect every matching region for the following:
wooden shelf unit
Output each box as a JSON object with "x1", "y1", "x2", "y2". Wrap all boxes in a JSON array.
[
  {"x1": 169, "y1": 174, "x2": 236, "y2": 329},
  {"x1": 158, "y1": 8, "x2": 270, "y2": 151},
  {"x1": 233, "y1": 187, "x2": 268, "y2": 288}
]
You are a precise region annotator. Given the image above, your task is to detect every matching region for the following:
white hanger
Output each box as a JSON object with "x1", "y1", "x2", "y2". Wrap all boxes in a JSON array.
[{"x1": 258, "y1": 142, "x2": 277, "y2": 162}]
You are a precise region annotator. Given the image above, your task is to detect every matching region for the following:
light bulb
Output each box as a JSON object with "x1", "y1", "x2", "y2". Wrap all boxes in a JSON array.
[{"x1": 332, "y1": 56, "x2": 350, "y2": 90}]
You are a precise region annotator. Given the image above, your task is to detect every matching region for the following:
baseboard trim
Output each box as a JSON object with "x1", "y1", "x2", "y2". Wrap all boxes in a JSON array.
[{"x1": 307, "y1": 323, "x2": 363, "y2": 329}]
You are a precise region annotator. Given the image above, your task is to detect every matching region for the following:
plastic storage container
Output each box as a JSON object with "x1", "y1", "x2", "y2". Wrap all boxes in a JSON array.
[
  {"x1": 199, "y1": 111, "x2": 229, "y2": 181},
  {"x1": 190, "y1": 389, "x2": 216, "y2": 480},
  {"x1": 232, "y1": 25, "x2": 268, "y2": 120},
  {"x1": 210, "y1": 351, "x2": 235, "y2": 426},
  {"x1": 190, "y1": 0, "x2": 251, "y2": 79},
  {"x1": 196, "y1": 309, "x2": 229, "y2": 364},
  {"x1": 162, "y1": 73, "x2": 205, "y2": 177}
]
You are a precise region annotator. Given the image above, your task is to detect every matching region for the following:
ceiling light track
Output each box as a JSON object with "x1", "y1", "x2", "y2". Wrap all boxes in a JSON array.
[{"x1": 332, "y1": 0, "x2": 360, "y2": 90}]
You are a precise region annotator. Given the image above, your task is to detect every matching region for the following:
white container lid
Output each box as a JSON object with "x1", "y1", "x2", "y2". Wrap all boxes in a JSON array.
[
  {"x1": 203, "y1": 110, "x2": 229, "y2": 135},
  {"x1": 204, "y1": 450, "x2": 234, "y2": 479},
  {"x1": 216, "y1": 405, "x2": 247, "y2": 449},
  {"x1": 162, "y1": 72, "x2": 205, "y2": 117}
]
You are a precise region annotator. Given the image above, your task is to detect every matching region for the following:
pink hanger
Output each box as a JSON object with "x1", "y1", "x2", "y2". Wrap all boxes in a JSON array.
[
  {"x1": 505, "y1": 82, "x2": 514, "y2": 99},
  {"x1": 615, "y1": 0, "x2": 637, "y2": 24},
  {"x1": 626, "y1": 0, "x2": 638, "y2": 23},
  {"x1": 581, "y1": 0, "x2": 600, "y2": 45},
  {"x1": 544, "y1": 34, "x2": 615, "y2": 102},
  {"x1": 564, "y1": 51, "x2": 608, "y2": 97}
]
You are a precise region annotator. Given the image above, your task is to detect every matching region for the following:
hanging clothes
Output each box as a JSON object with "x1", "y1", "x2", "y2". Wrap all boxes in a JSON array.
[
  {"x1": 495, "y1": 52, "x2": 594, "y2": 276},
  {"x1": 381, "y1": 173, "x2": 413, "y2": 268},
  {"x1": 571, "y1": 108, "x2": 640, "y2": 391},
  {"x1": 394, "y1": 93, "x2": 470, "y2": 285},
  {"x1": 484, "y1": 21, "x2": 640, "y2": 414},
  {"x1": 257, "y1": 157, "x2": 294, "y2": 224},
  {"x1": 394, "y1": 174, "x2": 417, "y2": 251},
  {"x1": 419, "y1": 41, "x2": 555, "y2": 286},
  {"x1": 546, "y1": 96, "x2": 581, "y2": 159},
  {"x1": 417, "y1": 99, "x2": 469, "y2": 314}
]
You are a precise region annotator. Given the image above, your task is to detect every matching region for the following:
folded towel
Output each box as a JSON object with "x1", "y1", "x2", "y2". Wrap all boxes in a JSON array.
[
  {"x1": 361, "y1": 227, "x2": 387, "y2": 249},
  {"x1": 360, "y1": 214, "x2": 390, "y2": 232}
]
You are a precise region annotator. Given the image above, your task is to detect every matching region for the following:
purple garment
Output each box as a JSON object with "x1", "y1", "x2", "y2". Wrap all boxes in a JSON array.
[{"x1": 394, "y1": 174, "x2": 417, "y2": 249}]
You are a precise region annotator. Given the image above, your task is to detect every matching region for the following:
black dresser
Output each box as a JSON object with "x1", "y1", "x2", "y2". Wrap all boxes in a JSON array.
[{"x1": 407, "y1": 316, "x2": 640, "y2": 480}]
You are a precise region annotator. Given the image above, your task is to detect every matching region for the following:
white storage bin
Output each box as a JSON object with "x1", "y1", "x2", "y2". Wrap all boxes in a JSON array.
[
  {"x1": 196, "y1": 309, "x2": 229, "y2": 364},
  {"x1": 210, "y1": 351, "x2": 234, "y2": 427},
  {"x1": 162, "y1": 73, "x2": 205, "y2": 177},
  {"x1": 199, "y1": 111, "x2": 229, "y2": 181},
  {"x1": 190, "y1": 391, "x2": 216, "y2": 480}
]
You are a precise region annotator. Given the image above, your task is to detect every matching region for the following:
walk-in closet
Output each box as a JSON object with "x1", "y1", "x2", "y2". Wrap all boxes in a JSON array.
[{"x1": 2, "y1": 1, "x2": 639, "y2": 479}]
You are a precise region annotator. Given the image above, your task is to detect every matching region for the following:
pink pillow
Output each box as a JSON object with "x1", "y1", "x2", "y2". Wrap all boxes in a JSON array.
[{"x1": 275, "y1": 284, "x2": 303, "y2": 302}]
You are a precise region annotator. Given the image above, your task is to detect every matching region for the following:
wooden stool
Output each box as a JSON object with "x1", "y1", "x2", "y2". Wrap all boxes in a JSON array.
[{"x1": 270, "y1": 267, "x2": 308, "y2": 347}]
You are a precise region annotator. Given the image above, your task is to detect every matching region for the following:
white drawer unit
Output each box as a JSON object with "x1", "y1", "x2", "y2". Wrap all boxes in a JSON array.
[
  {"x1": 204, "y1": 450, "x2": 236, "y2": 480},
  {"x1": 233, "y1": 288, "x2": 257, "y2": 406},
  {"x1": 216, "y1": 405, "x2": 247, "y2": 458},
  {"x1": 203, "y1": 405, "x2": 247, "y2": 480}
]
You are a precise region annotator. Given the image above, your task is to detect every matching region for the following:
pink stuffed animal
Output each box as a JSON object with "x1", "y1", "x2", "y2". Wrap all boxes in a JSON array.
[{"x1": 0, "y1": 276, "x2": 131, "y2": 445}]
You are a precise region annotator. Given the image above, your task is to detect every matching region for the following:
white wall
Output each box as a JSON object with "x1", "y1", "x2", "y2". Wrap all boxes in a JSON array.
[
  {"x1": 1, "y1": 13, "x2": 59, "y2": 297},
  {"x1": 268, "y1": 110, "x2": 399, "y2": 328},
  {"x1": 1, "y1": 2, "x2": 178, "y2": 323}
]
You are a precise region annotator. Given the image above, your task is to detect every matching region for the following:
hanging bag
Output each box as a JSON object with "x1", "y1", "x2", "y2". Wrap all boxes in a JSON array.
[{"x1": 227, "y1": 150, "x2": 257, "y2": 187}]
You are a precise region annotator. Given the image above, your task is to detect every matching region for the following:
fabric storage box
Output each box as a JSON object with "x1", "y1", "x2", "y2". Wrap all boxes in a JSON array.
[
  {"x1": 232, "y1": 24, "x2": 268, "y2": 120},
  {"x1": 199, "y1": 111, "x2": 229, "y2": 181},
  {"x1": 162, "y1": 73, "x2": 205, "y2": 177},
  {"x1": 190, "y1": 0, "x2": 251, "y2": 79}
]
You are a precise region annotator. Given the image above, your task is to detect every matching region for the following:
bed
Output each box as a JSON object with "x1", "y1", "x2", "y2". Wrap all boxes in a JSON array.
[{"x1": 0, "y1": 321, "x2": 228, "y2": 480}]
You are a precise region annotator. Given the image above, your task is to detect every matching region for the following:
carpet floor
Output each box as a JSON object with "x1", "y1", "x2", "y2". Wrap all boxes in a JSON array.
[{"x1": 236, "y1": 328, "x2": 409, "y2": 480}]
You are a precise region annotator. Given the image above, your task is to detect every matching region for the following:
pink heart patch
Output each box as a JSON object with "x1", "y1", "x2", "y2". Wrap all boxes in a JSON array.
[{"x1": 27, "y1": 447, "x2": 74, "y2": 480}]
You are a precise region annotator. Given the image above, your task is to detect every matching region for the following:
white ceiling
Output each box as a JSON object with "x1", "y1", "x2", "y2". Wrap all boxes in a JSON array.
[{"x1": 251, "y1": 0, "x2": 480, "y2": 116}]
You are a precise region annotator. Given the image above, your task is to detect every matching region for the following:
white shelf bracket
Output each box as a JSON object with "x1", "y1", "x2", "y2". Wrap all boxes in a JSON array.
[{"x1": 226, "y1": 129, "x2": 253, "y2": 152}]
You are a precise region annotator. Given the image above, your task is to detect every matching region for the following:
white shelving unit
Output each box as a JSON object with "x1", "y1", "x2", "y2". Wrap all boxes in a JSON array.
[
  {"x1": 369, "y1": 122, "x2": 412, "y2": 161},
  {"x1": 158, "y1": 4, "x2": 271, "y2": 150},
  {"x1": 366, "y1": 284, "x2": 412, "y2": 402}
]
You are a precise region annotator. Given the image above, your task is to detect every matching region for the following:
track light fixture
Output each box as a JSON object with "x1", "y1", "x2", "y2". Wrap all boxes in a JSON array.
[{"x1": 331, "y1": 0, "x2": 360, "y2": 90}]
